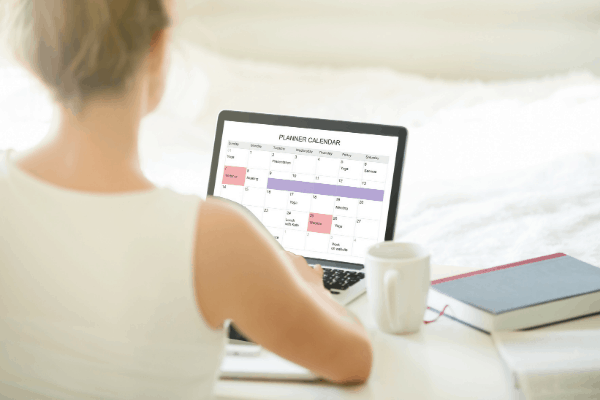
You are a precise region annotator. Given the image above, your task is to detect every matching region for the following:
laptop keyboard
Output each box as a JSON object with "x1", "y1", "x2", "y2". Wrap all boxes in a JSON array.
[{"x1": 322, "y1": 267, "x2": 365, "y2": 292}]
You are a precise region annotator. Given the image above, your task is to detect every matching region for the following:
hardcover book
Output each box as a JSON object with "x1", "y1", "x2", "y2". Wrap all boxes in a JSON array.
[{"x1": 428, "y1": 253, "x2": 600, "y2": 333}]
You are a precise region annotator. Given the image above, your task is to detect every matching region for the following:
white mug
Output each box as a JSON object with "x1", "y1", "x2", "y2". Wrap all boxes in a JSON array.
[{"x1": 365, "y1": 242, "x2": 430, "y2": 335}]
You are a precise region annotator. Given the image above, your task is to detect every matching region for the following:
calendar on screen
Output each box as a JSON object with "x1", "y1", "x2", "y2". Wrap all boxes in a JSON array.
[{"x1": 213, "y1": 120, "x2": 400, "y2": 264}]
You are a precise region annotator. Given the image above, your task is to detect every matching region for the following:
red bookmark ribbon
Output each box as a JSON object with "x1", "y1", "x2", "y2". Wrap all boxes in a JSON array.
[{"x1": 423, "y1": 305, "x2": 449, "y2": 324}]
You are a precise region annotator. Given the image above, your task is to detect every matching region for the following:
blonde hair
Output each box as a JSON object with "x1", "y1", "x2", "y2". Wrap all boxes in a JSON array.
[{"x1": 4, "y1": 0, "x2": 170, "y2": 111}]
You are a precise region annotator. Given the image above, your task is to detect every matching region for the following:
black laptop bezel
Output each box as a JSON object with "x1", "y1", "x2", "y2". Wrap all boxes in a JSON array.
[{"x1": 207, "y1": 110, "x2": 408, "y2": 271}]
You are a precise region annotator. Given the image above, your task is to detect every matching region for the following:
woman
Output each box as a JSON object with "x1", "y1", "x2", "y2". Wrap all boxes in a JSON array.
[{"x1": 0, "y1": 0, "x2": 373, "y2": 398}]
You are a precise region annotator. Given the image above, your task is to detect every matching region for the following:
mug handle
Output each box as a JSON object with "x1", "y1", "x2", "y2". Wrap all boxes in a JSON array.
[{"x1": 384, "y1": 270, "x2": 401, "y2": 332}]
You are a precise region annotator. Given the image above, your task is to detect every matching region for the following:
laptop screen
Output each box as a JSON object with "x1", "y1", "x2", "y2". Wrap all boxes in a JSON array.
[{"x1": 212, "y1": 120, "x2": 400, "y2": 265}]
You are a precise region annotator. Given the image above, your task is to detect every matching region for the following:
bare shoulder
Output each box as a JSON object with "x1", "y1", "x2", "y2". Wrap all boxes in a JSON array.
[
  {"x1": 194, "y1": 197, "x2": 272, "y2": 252},
  {"x1": 192, "y1": 196, "x2": 277, "y2": 328},
  {"x1": 195, "y1": 196, "x2": 258, "y2": 233}
]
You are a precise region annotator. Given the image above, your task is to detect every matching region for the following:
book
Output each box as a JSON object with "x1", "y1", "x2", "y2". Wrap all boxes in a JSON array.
[
  {"x1": 427, "y1": 253, "x2": 600, "y2": 333},
  {"x1": 492, "y1": 328, "x2": 600, "y2": 400}
]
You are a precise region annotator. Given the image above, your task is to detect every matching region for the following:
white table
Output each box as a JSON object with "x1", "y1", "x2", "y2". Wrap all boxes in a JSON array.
[{"x1": 214, "y1": 265, "x2": 600, "y2": 400}]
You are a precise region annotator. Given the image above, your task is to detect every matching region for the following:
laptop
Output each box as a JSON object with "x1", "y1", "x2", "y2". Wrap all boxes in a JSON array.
[{"x1": 206, "y1": 111, "x2": 408, "y2": 379}]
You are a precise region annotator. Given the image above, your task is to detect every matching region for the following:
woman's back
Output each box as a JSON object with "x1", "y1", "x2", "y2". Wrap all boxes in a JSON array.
[
  {"x1": 0, "y1": 149, "x2": 226, "y2": 399},
  {"x1": 0, "y1": 0, "x2": 372, "y2": 395}
]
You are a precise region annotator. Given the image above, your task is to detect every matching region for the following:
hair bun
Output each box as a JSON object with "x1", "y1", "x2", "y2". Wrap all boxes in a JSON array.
[{"x1": 7, "y1": 0, "x2": 170, "y2": 112}]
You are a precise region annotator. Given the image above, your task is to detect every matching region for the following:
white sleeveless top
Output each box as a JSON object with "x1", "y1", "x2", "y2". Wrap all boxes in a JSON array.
[{"x1": 0, "y1": 150, "x2": 226, "y2": 399}]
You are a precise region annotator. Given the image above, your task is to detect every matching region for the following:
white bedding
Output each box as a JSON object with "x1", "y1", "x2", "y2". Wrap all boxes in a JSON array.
[{"x1": 1, "y1": 41, "x2": 600, "y2": 270}]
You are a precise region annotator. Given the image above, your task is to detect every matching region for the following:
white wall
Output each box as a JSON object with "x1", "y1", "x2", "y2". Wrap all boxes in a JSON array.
[{"x1": 176, "y1": 0, "x2": 600, "y2": 80}]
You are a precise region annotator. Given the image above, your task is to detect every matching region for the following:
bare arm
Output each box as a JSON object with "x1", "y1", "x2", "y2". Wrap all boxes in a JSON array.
[{"x1": 193, "y1": 197, "x2": 373, "y2": 384}]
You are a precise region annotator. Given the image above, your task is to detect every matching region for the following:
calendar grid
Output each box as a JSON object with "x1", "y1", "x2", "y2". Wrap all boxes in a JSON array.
[{"x1": 219, "y1": 141, "x2": 388, "y2": 260}]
